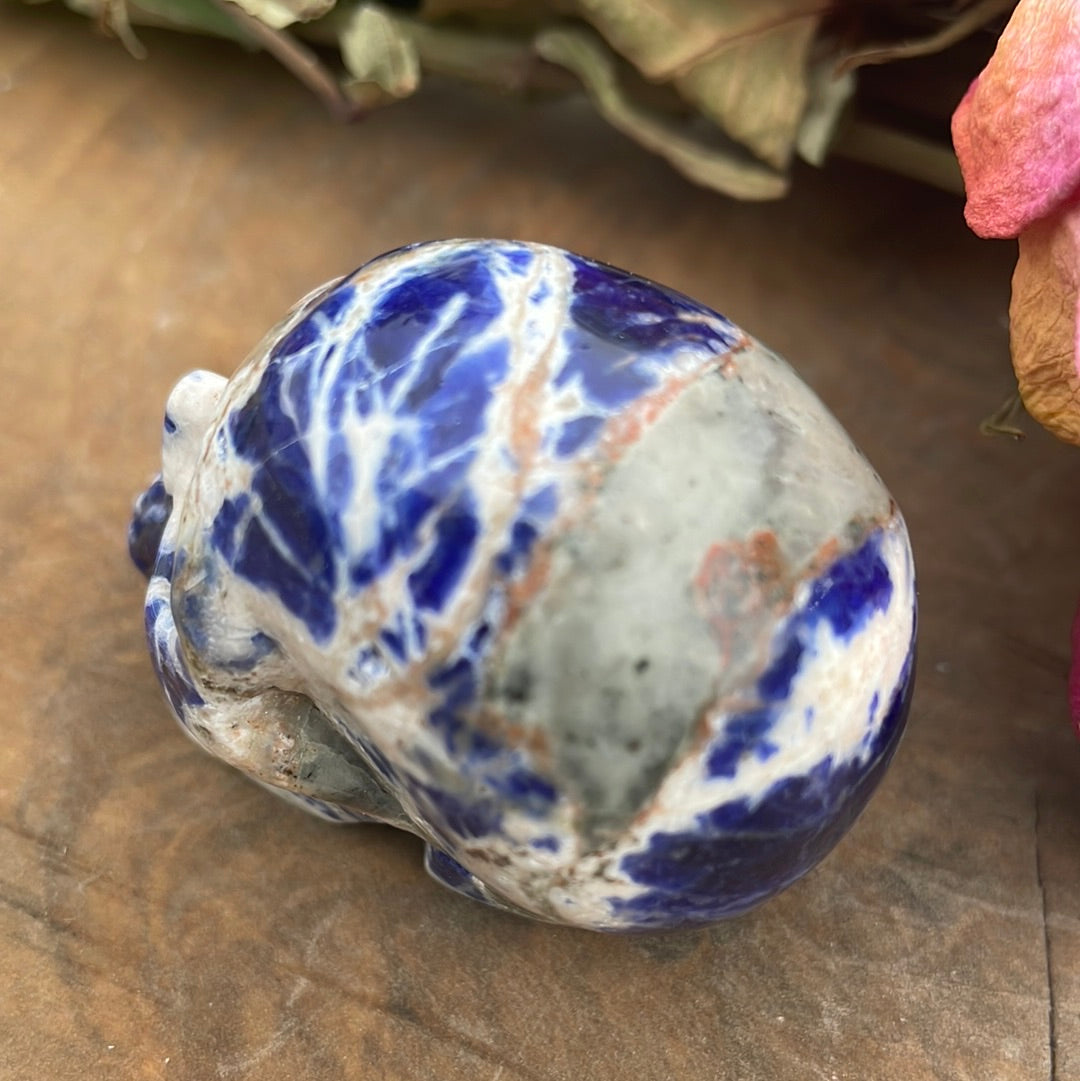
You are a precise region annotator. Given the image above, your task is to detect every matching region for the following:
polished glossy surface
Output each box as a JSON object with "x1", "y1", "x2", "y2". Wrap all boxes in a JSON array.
[{"x1": 131, "y1": 239, "x2": 916, "y2": 930}]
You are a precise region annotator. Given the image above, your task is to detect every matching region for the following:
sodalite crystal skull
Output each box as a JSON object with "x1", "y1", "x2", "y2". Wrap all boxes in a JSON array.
[{"x1": 130, "y1": 239, "x2": 916, "y2": 932}]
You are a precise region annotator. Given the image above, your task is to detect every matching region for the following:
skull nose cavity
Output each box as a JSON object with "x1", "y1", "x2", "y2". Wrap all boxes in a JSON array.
[{"x1": 161, "y1": 369, "x2": 228, "y2": 497}]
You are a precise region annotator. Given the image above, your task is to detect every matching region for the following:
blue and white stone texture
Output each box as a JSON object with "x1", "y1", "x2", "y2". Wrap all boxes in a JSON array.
[{"x1": 130, "y1": 240, "x2": 916, "y2": 931}]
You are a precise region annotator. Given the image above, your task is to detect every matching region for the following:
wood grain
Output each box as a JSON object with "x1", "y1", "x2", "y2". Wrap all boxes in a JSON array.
[{"x1": 3, "y1": 6, "x2": 1080, "y2": 1079}]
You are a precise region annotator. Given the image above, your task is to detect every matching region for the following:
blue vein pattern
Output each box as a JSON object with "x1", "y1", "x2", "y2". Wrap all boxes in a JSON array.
[
  {"x1": 169, "y1": 242, "x2": 739, "y2": 847},
  {"x1": 206, "y1": 244, "x2": 737, "y2": 647},
  {"x1": 610, "y1": 532, "x2": 915, "y2": 928},
  {"x1": 130, "y1": 239, "x2": 915, "y2": 930}
]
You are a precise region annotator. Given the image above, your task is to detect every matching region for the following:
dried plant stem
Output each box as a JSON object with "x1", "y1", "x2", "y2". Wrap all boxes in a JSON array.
[
  {"x1": 99, "y1": 0, "x2": 148, "y2": 59},
  {"x1": 980, "y1": 389, "x2": 1026, "y2": 440},
  {"x1": 838, "y1": 0, "x2": 1015, "y2": 72},
  {"x1": 831, "y1": 117, "x2": 964, "y2": 195},
  {"x1": 203, "y1": 0, "x2": 365, "y2": 121}
]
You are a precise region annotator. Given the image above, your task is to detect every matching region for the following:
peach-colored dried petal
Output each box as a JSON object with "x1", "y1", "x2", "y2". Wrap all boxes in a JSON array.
[
  {"x1": 1009, "y1": 199, "x2": 1080, "y2": 442},
  {"x1": 952, "y1": 0, "x2": 1080, "y2": 239}
]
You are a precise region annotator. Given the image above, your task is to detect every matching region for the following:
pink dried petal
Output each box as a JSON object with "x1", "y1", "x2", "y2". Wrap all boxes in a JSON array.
[{"x1": 951, "y1": 0, "x2": 1080, "y2": 239}]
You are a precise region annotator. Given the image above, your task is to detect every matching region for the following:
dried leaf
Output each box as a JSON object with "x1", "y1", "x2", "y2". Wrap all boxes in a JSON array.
[
  {"x1": 59, "y1": 0, "x2": 252, "y2": 41},
  {"x1": 795, "y1": 52, "x2": 854, "y2": 166},
  {"x1": 228, "y1": 0, "x2": 333, "y2": 30},
  {"x1": 339, "y1": 3, "x2": 421, "y2": 104},
  {"x1": 1009, "y1": 202, "x2": 1080, "y2": 444},
  {"x1": 674, "y1": 15, "x2": 818, "y2": 170},
  {"x1": 567, "y1": 0, "x2": 831, "y2": 81},
  {"x1": 132, "y1": 0, "x2": 248, "y2": 39},
  {"x1": 535, "y1": 26, "x2": 788, "y2": 201}
]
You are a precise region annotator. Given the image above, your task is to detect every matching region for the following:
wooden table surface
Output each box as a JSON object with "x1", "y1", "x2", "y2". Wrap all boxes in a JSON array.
[{"x1": 4, "y1": 7, "x2": 1080, "y2": 1079}]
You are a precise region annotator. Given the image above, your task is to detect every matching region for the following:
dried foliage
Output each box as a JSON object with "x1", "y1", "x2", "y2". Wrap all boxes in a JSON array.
[{"x1": 27, "y1": 0, "x2": 1010, "y2": 198}]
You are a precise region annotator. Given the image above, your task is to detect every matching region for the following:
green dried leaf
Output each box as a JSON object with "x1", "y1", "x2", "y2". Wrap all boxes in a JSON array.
[
  {"x1": 35, "y1": 0, "x2": 981, "y2": 198},
  {"x1": 567, "y1": 0, "x2": 831, "y2": 81},
  {"x1": 228, "y1": 0, "x2": 333, "y2": 30},
  {"x1": 306, "y1": 3, "x2": 587, "y2": 95},
  {"x1": 55, "y1": 0, "x2": 253, "y2": 43},
  {"x1": 674, "y1": 15, "x2": 819, "y2": 171},
  {"x1": 339, "y1": 3, "x2": 420, "y2": 105},
  {"x1": 535, "y1": 26, "x2": 788, "y2": 201},
  {"x1": 131, "y1": 0, "x2": 249, "y2": 40},
  {"x1": 795, "y1": 51, "x2": 854, "y2": 167}
]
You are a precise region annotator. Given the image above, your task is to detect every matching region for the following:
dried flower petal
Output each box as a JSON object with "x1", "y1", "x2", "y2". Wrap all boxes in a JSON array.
[
  {"x1": 1009, "y1": 199, "x2": 1080, "y2": 443},
  {"x1": 951, "y1": 0, "x2": 1080, "y2": 239}
]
